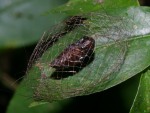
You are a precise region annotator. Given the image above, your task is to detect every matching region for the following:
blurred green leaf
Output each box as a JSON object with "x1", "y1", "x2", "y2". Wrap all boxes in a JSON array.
[
  {"x1": 0, "y1": 0, "x2": 68, "y2": 49},
  {"x1": 130, "y1": 70, "x2": 150, "y2": 113}
]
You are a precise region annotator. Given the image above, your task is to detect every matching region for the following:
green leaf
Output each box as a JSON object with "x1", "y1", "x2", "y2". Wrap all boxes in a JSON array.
[
  {"x1": 130, "y1": 70, "x2": 150, "y2": 113},
  {"x1": 50, "y1": 0, "x2": 138, "y2": 15},
  {"x1": 0, "y1": 0, "x2": 68, "y2": 49},
  {"x1": 6, "y1": 66, "x2": 71, "y2": 113},
  {"x1": 8, "y1": 0, "x2": 150, "y2": 112},
  {"x1": 22, "y1": 5, "x2": 150, "y2": 104}
]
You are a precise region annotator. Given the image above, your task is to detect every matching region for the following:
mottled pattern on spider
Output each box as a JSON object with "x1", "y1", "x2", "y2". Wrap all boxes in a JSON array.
[{"x1": 49, "y1": 36, "x2": 95, "y2": 72}]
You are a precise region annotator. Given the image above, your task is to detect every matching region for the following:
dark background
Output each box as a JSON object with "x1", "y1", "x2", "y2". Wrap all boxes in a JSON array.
[{"x1": 0, "y1": 0, "x2": 149, "y2": 113}]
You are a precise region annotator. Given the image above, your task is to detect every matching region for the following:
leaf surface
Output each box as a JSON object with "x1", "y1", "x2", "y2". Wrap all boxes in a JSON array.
[
  {"x1": 0, "y1": 0, "x2": 68, "y2": 49},
  {"x1": 7, "y1": 0, "x2": 150, "y2": 112},
  {"x1": 130, "y1": 70, "x2": 150, "y2": 113}
]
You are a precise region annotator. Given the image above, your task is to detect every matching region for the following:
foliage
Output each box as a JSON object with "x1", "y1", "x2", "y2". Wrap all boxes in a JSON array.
[{"x1": 1, "y1": 0, "x2": 149, "y2": 113}]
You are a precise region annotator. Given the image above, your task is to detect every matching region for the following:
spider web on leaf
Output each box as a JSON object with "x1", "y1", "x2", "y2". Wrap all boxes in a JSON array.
[{"x1": 22, "y1": 7, "x2": 141, "y2": 102}]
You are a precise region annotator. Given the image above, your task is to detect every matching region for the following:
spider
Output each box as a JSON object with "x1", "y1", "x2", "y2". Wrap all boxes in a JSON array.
[{"x1": 49, "y1": 36, "x2": 95, "y2": 73}]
